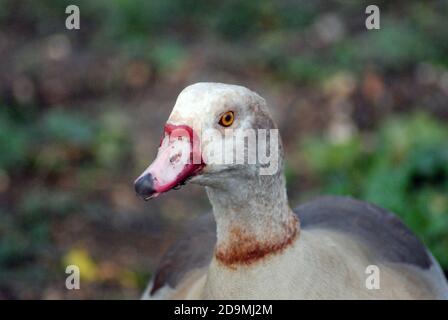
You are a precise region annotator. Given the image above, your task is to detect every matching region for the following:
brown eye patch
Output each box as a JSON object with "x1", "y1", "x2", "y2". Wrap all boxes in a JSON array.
[{"x1": 219, "y1": 111, "x2": 234, "y2": 127}]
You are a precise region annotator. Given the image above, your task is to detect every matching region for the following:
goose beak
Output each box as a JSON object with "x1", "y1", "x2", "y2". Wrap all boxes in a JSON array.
[{"x1": 134, "y1": 124, "x2": 204, "y2": 200}]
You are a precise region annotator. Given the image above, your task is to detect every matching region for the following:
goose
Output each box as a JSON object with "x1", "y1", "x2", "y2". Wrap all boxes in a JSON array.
[{"x1": 134, "y1": 82, "x2": 448, "y2": 299}]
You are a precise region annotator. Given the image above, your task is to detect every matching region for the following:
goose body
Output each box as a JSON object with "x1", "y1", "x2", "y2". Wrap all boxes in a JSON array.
[{"x1": 135, "y1": 83, "x2": 448, "y2": 299}]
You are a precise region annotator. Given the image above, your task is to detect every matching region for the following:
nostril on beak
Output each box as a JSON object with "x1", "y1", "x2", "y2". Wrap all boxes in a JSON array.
[{"x1": 134, "y1": 174, "x2": 155, "y2": 199}]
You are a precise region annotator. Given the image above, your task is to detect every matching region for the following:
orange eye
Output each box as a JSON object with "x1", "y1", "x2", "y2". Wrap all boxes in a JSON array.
[{"x1": 219, "y1": 111, "x2": 234, "y2": 127}]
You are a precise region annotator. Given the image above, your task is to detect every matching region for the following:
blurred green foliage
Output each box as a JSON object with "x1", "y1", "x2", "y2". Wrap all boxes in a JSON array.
[
  {"x1": 5, "y1": 0, "x2": 447, "y2": 82},
  {"x1": 0, "y1": 107, "x2": 131, "y2": 173},
  {"x1": 303, "y1": 113, "x2": 448, "y2": 267},
  {"x1": 0, "y1": 105, "x2": 132, "y2": 294}
]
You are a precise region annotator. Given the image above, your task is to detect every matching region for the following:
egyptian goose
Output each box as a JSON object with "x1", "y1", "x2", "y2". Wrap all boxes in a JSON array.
[{"x1": 134, "y1": 82, "x2": 448, "y2": 299}]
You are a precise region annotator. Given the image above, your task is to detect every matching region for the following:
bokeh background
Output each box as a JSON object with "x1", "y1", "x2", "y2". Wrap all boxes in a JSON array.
[{"x1": 1, "y1": 0, "x2": 447, "y2": 299}]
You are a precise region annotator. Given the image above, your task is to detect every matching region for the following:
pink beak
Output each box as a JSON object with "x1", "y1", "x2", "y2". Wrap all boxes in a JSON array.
[{"x1": 134, "y1": 124, "x2": 204, "y2": 200}]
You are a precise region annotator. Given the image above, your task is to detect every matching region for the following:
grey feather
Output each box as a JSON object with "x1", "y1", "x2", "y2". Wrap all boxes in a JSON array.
[
  {"x1": 296, "y1": 196, "x2": 432, "y2": 269},
  {"x1": 149, "y1": 196, "x2": 432, "y2": 295},
  {"x1": 150, "y1": 213, "x2": 216, "y2": 295}
]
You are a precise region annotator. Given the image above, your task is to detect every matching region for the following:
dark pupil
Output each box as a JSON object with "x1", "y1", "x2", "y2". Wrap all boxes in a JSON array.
[{"x1": 225, "y1": 115, "x2": 231, "y2": 122}]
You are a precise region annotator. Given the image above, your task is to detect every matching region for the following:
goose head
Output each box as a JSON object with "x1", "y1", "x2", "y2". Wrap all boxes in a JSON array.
[{"x1": 134, "y1": 82, "x2": 283, "y2": 200}]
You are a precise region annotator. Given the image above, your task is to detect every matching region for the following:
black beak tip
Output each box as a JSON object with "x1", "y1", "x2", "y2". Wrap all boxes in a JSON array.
[{"x1": 134, "y1": 173, "x2": 155, "y2": 199}]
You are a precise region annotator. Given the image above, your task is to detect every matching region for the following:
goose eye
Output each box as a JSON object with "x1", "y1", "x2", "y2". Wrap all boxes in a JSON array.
[{"x1": 219, "y1": 111, "x2": 234, "y2": 127}]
